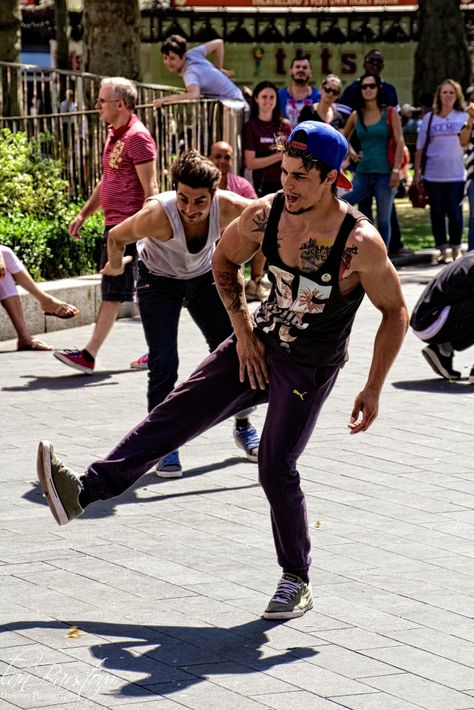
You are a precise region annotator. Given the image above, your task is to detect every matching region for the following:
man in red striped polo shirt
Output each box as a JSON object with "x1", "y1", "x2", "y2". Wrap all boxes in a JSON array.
[{"x1": 54, "y1": 77, "x2": 158, "y2": 374}]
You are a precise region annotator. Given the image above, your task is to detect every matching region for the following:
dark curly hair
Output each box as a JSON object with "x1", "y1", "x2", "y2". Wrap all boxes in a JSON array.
[{"x1": 171, "y1": 150, "x2": 220, "y2": 194}]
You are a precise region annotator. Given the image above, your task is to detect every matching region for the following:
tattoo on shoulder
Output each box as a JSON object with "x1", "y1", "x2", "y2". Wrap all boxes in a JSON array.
[
  {"x1": 251, "y1": 208, "x2": 269, "y2": 234},
  {"x1": 341, "y1": 244, "x2": 358, "y2": 271}
]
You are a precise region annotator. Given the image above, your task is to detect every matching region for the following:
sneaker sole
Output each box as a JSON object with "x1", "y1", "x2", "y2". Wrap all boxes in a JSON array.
[
  {"x1": 154, "y1": 468, "x2": 183, "y2": 479},
  {"x1": 130, "y1": 364, "x2": 148, "y2": 370},
  {"x1": 37, "y1": 441, "x2": 69, "y2": 525},
  {"x1": 54, "y1": 351, "x2": 94, "y2": 375},
  {"x1": 263, "y1": 599, "x2": 314, "y2": 620},
  {"x1": 421, "y1": 348, "x2": 460, "y2": 380},
  {"x1": 233, "y1": 431, "x2": 258, "y2": 462}
]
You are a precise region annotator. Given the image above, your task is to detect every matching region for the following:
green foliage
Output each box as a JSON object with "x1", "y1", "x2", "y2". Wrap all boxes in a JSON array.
[
  {"x1": 0, "y1": 128, "x2": 70, "y2": 220},
  {"x1": 0, "y1": 208, "x2": 104, "y2": 281},
  {"x1": 0, "y1": 128, "x2": 104, "y2": 279}
]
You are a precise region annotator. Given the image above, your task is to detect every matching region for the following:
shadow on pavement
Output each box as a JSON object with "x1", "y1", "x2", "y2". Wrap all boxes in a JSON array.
[
  {"x1": 1, "y1": 370, "x2": 145, "y2": 392},
  {"x1": 2, "y1": 618, "x2": 318, "y2": 700},
  {"x1": 25, "y1": 458, "x2": 260, "y2": 521},
  {"x1": 392, "y1": 378, "x2": 474, "y2": 394}
]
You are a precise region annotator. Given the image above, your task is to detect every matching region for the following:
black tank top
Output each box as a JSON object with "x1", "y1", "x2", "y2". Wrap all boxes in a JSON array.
[{"x1": 254, "y1": 191, "x2": 366, "y2": 367}]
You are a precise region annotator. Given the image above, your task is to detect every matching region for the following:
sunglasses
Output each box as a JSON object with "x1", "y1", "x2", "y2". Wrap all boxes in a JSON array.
[
  {"x1": 366, "y1": 57, "x2": 383, "y2": 65},
  {"x1": 361, "y1": 83, "x2": 377, "y2": 90},
  {"x1": 322, "y1": 85, "x2": 340, "y2": 96},
  {"x1": 96, "y1": 97, "x2": 120, "y2": 105}
]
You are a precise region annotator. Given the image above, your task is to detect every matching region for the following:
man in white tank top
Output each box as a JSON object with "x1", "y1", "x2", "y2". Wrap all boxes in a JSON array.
[{"x1": 101, "y1": 150, "x2": 260, "y2": 477}]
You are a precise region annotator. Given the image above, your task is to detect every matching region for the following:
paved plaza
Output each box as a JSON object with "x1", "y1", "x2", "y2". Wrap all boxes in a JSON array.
[{"x1": 1, "y1": 262, "x2": 474, "y2": 709}]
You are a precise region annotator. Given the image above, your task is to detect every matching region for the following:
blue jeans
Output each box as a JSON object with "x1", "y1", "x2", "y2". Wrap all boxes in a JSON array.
[
  {"x1": 344, "y1": 173, "x2": 395, "y2": 246},
  {"x1": 467, "y1": 179, "x2": 474, "y2": 251},
  {"x1": 137, "y1": 262, "x2": 232, "y2": 413},
  {"x1": 423, "y1": 181, "x2": 464, "y2": 250}
]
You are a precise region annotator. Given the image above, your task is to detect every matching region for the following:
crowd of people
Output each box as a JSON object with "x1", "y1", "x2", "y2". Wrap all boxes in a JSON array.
[{"x1": 3, "y1": 38, "x2": 472, "y2": 621}]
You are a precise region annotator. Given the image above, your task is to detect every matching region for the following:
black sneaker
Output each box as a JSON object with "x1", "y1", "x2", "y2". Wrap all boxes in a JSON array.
[
  {"x1": 422, "y1": 344, "x2": 461, "y2": 380},
  {"x1": 263, "y1": 573, "x2": 313, "y2": 620}
]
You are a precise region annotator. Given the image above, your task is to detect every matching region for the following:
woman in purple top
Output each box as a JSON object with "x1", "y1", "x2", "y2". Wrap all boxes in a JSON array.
[{"x1": 243, "y1": 81, "x2": 291, "y2": 197}]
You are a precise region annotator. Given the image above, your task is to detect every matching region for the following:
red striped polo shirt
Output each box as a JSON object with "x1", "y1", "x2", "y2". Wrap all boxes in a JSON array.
[{"x1": 100, "y1": 113, "x2": 156, "y2": 226}]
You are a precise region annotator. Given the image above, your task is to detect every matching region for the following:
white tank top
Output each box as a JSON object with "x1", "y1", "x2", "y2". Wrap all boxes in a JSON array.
[{"x1": 137, "y1": 190, "x2": 223, "y2": 279}]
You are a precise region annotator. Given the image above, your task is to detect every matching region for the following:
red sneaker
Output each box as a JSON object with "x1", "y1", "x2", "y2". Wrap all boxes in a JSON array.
[
  {"x1": 130, "y1": 353, "x2": 148, "y2": 370},
  {"x1": 54, "y1": 349, "x2": 95, "y2": 375}
]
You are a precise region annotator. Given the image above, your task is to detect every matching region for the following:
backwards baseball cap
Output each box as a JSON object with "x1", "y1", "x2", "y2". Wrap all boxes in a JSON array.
[{"x1": 287, "y1": 121, "x2": 352, "y2": 190}]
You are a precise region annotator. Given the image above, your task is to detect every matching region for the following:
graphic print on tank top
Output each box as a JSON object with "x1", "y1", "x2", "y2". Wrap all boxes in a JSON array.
[
  {"x1": 253, "y1": 191, "x2": 366, "y2": 365},
  {"x1": 255, "y1": 266, "x2": 333, "y2": 347}
]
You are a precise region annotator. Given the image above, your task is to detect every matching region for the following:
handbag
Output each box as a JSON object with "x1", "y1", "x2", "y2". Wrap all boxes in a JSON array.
[
  {"x1": 387, "y1": 107, "x2": 408, "y2": 170},
  {"x1": 408, "y1": 111, "x2": 434, "y2": 209},
  {"x1": 408, "y1": 180, "x2": 429, "y2": 209}
]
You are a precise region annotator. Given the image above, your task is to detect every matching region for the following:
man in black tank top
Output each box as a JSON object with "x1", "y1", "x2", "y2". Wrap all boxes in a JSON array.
[{"x1": 36, "y1": 123, "x2": 409, "y2": 622}]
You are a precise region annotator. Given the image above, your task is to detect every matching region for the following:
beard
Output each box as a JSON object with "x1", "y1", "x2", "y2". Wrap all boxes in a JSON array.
[
  {"x1": 284, "y1": 204, "x2": 312, "y2": 215},
  {"x1": 292, "y1": 76, "x2": 308, "y2": 86}
]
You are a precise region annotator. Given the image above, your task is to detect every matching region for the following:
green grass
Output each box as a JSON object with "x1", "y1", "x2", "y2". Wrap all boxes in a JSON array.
[{"x1": 396, "y1": 196, "x2": 434, "y2": 250}]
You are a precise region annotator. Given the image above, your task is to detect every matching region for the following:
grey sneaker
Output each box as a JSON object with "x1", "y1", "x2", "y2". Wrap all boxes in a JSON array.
[
  {"x1": 37, "y1": 441, "x2": 84, "y2": 525},
  {"x1": 263, "y1": 573, "x2": 313, "y2": 620}
]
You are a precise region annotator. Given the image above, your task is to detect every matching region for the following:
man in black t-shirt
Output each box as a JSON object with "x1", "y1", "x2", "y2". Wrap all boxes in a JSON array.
[{"x1": 411, "y1": 253, "x2": 474, "y2": 382}]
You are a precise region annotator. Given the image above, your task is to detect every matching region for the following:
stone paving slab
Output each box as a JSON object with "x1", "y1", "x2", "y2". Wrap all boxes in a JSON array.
[{"x1": 1, "y1": 262, "x2": 474, "y2": 709}]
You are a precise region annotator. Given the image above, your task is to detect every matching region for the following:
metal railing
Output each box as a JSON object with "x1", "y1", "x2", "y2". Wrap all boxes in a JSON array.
[{"x1": 0, "y1": 61, "x2": 245, "y2": 200}]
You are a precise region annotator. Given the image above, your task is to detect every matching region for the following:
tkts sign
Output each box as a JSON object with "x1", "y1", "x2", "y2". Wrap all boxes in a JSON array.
[{"x1": 173, "y1": 0, "x2": 417, "y2": 6}]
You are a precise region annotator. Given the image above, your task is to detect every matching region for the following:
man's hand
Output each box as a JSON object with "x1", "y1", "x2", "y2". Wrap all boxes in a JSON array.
[
  {"x1": 69, "y1": 214, "x2": 85, "y2": 238},
  {"x1": 152, "y1": 98, "x2": 165, "y2": 109},
  {"x1": 100, "y1": 255, "x2": 133, "y2": 277},
  {"x1": 221, "y1": 68, "x2": 234, "y2": 78},
  {"x1": 347, "y1": 387, "x2": 379, "y2": 434},
  {"x1": 236, "y1": 331, "x2": 269, "y2": 390}
]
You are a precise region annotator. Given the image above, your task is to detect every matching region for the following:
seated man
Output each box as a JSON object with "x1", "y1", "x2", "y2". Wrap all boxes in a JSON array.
[{"x1": 411, "y1": 252, "x2": 474, "y2": 382}]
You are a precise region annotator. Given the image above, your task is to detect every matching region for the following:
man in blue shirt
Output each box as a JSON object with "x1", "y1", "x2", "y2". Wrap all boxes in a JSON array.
[
  {"x1": 278, "y1": 55, "x2": 320, "y2": 129},
  {"x1": 339, "y1": 49, "x2": 398, "y2": 115},
  {"x1": 153, "y1": 35, "x2": 245, "y2": 108}
]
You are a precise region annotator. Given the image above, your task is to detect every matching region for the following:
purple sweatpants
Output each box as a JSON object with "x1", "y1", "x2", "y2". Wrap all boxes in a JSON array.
[{"x1": 84, "y1": 335, "x2": 340, "y2": 578}]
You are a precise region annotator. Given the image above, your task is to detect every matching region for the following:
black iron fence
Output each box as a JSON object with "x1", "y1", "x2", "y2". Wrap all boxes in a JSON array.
[{"x1": 0, "y1": 61, "x2": 245, "y2": 201}]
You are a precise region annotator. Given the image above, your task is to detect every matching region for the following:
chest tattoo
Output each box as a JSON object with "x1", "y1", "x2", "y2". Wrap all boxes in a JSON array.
[{"x1": 299, "y1": 238, "x2": 331, "y2": 271}]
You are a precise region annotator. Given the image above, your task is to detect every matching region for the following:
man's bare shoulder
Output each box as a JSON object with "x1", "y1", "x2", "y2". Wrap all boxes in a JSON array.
[
  {"x1": 139, "y1": 198, "x2": 172, "y2": 239},
  {"x1": 239, "y1": 193, "x2": 275, "y2": 234},
  {"x1": 343, "y1": 218, "x2": 388, "y2": 275}
]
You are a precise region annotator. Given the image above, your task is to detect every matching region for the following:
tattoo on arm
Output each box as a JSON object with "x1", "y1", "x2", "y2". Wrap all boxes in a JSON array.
[
  {"x1": 251, "y1": 208, "x2": 269, "y2": 233},
  {"x1": 214, "y1": 270, "x2": 244, "y2": 313}
]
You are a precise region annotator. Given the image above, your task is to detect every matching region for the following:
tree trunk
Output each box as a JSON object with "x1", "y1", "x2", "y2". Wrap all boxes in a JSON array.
[
  {"x1": 54, "y1": 0, "x2": 70, "y2": 71},
  {"x1": 83, "y1": 0, "x2": 141, "y2": 81},
  {"x1": 413, "y1": 0, "x2": 471, "y2": 104},
  {"x1": 0, "y1": 0, "x2": 21, "y2": 116}
]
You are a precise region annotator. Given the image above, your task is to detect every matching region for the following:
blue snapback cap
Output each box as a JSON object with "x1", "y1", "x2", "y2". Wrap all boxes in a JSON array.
[{"x1": 287, "y1": 121, "x2": 352, "y2": 190}]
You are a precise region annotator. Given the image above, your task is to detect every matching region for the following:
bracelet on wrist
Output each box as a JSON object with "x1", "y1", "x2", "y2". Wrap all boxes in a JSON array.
[
  {"x1": 391, "y1": 168, "x2": 400, "y2": 174},
  {"x1": 463, "y1": 122, "x2": 473, "y2": 130}
]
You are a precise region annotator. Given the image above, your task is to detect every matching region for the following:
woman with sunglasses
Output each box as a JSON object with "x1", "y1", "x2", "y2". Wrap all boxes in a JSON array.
[
  {"x1": 298, "y1": 74, "x2": 344, "y2": 129},
  {"x1": 416, "y1": 79, "x2": 467, "y2": 264},
  {"x1": 342, "y1": 73, "x2": 404, "y2": 248}
]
